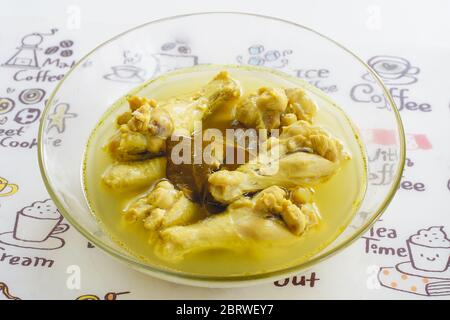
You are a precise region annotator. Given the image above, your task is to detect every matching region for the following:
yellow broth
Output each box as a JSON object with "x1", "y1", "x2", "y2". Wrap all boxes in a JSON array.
[{"x1": 83, "y1": 65, "x2": 367, "y2": 276}]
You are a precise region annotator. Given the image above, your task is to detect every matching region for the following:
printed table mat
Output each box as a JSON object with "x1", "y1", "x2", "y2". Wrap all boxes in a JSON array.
[{"x1": 1, "y1": 0, "x2": 449, "y2": 300}]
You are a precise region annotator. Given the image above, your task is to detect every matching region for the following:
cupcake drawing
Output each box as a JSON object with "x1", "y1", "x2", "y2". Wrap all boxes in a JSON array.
[
  {"x1": 407, "y1": 227, "x2": 450, "y2": 272},
  {"x1": 378, "y1": 226, "x2": 450, "y2": 296}
]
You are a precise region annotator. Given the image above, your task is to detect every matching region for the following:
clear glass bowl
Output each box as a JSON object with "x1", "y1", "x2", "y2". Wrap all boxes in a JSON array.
[{"x1": 38, "y1": 12, "x2": 405, "y2": 287}]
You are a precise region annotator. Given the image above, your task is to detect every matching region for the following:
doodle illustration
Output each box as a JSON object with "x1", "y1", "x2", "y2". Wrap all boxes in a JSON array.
[
  {"x1": 2, "y1": 29, "x2": 58, "y2": 69},
  {"x1": 45, "y1": 39, "x2": 74, "y2": 58},
  {"x1": 378, "y1": 226, "x2": 450, "y2": 296},
  {"x1": 152, "y1": 41, "x2": 198, "y2": 75},
  {"x1": 350, "y1": 55, "x2": 430, "y2": 112},
  {"x1": 18, "y1": 88, "x2": 45, "y2": 105},
  {"x1": 0, "y1": 97, "x2": 15, "y2": 115},
  {"x1": 0, "y1": 199, "x2": 69, "y2": 250},
  {"x1": 0, "y1": 282, "x2": 21, "y2": 300},
  {"x1": 44, "y1": 46, "x2": 59, "y2": 55},
  {"x1": 0, "y1": 176, "x2": 18, "y2": 198},
  {"x1": 363, "y1": 55, "x2": 420, "y2": 86},
  {"x1": 59, "y1": 40, "x2": 74, "y2": 57},
  {"x1": 46, "y1": 102, "x2": 77, "y2": 133},
  {"x1": 14, "y1": 107, "x2": 41, "y2": 125},
  {"x1": 76, "y1": 291, "x2": 130, "y2": 300},
  {"x1": 103, "y1": 50, "x2": 147, "y2": 83},
  {"x1": 237, "y1": 44, "x2": 292, "y2": 69}
]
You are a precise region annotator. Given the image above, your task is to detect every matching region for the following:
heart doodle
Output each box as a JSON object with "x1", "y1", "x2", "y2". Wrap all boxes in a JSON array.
[{"x1": 382, "y1": 62, "x2": 398, "y2": 71}]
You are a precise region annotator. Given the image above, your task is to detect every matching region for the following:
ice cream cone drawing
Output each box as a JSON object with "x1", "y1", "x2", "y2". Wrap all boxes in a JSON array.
[
  {"x1": 76, "y1": 291, "x2": 130, "y2": 300},
  {"x1": 0, "y1": 199, "x2": 69, "y2": 250},
  {"x1": 0, "y1": 282, "x2": 21, "y2": 300},
  {"x1": 0, "y1": 177, "x2": 18, "y2": 199},
  {"x1": 378, "y1": 226, "x2": 450, "y2": 296}
]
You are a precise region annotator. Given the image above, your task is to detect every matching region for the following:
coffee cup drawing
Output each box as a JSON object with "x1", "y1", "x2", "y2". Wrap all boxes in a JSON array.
[
  {"x1": 0, "y1": 177, "x2": 18, "y2": 198},
  {"x1": 0, "y1": 199, "x2": 69, "y2": 250},
  {"x1": 104, "y1": 65, "x2": 146, "y2": 82},
  {"x1": 362, "y1": 55, "x2": 420, "y2": 85}
]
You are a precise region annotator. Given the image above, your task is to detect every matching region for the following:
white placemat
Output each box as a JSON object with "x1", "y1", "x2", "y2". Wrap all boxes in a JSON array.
[{"x1": 0, "y1": 0, "x2": 449, "y2": 300}]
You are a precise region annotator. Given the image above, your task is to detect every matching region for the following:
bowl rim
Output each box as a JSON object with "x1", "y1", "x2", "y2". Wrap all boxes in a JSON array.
[{"x1": 38, "y1": 11, "x2": 406, "y2": 285}]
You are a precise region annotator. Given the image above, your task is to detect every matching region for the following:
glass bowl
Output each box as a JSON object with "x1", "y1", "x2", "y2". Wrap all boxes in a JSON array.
[{"x1": 38, "y1": 12, "x2": 405, "y2": 287}]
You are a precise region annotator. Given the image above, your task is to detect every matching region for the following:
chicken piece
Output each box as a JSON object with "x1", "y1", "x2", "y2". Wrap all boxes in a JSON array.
[
  {"x1": 236, "y1": 87, "x2": 288, "y2": 130},
  {"x1": 279, "y1": 120, "x2": 350, "y2": 162},
  {"x1": 208, "y1": 151, "x2": 338, "y2": 203},
  {"x1": 156, "y1": 186, "x2": 319, "y2": 261},
  {"x1": 284, "y1": 87, "x2": 317, "y2": 123},
  {"x1": 235, "y1": 86, "x2": 319, "y2": 131},
  {"x1": 208, "y1": 120, "x2": 349, "y2": 203},
  {"x1": 108, "y1": 71, "x2": 241, "y2": 161},
  {"x1": 123, "y1": 180, "x2": 206, "y2": 238},
  {"x1": 108, "y1": 101, "x2": 172, "y2": 161},
  {"x1": 102, "y1": 157, "x2": 166, "y2": 190}
]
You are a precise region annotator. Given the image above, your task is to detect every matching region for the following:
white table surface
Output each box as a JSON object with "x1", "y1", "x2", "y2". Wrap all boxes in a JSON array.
[{"x1": 0, "y1": 0, "x2": 449, "y2": 299}]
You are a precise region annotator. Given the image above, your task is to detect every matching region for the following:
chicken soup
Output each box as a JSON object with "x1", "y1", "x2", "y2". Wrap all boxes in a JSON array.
[{"x1": 83, "y1": 65, "x2": 367, "y2": 276}]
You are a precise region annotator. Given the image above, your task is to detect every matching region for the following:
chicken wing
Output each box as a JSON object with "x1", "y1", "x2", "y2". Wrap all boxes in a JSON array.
[
  {"x1": 156, "y1": 186, "x2": 319, "y2": 261},
  {"x1": 108, "y1": 71, "x2": 241, "y2": 161},
  {"x1": 235, "y1": 86, "x2": 318, "y2": 131},
  {"x1": 102, "y1": 157, "x2": 166, "y2": 190},
  {"x1": 123, "y1": 180, "x2": 206, "y2": 239}
]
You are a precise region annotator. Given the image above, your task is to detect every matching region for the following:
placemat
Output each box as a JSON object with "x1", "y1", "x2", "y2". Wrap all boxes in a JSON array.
[{"x1": 1, "y1": 0, "x2": 449, "y2": 299}]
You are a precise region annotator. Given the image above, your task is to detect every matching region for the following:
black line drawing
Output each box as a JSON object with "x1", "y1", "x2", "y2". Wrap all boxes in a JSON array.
[
  {"x1": 237, "y1": 44, "x2": 292, "y2": 69},
  {"x1": 44, "y1": 46, "x2": 59, "y2": 55},
  {"x1": 2, "y1": 29, "x2": 57, "y2": 69},
  {"x1": 0, "y1": 97, "x2": 15, "y2": 115},
  {"x1": 378, "y1": 226, "x2": 450, "y2": 296},
  {"x1": 18, "y1": 88, "x2": 45, "y2": 105},
  {"x1": 0, "y1": 199, "x2": 69, "y2": 250},
  {"x1": 362, "y1": 55, "x2": 420, "y2": 85},
  {"x1": 46, "y1": 102, "x2": 76, "y2": 133},
  {"x1": 59, "y1": 40, "x2": 73, "y2": 48},
  {"x1": 14, "y1": 107, "x2": 41, "y2": 125},
  {"x1": 103, "y1": 50, "x2": 147, "y2": 83},
  {"x1": 45, "y1": 40, "x2": 74, "y2": 57},
  {"x1": 152, "y1": 41, "x2": 198, "y2": 75},
  {"x1": 60, "y1": 49, "x2": 73, "y2": 57}
]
